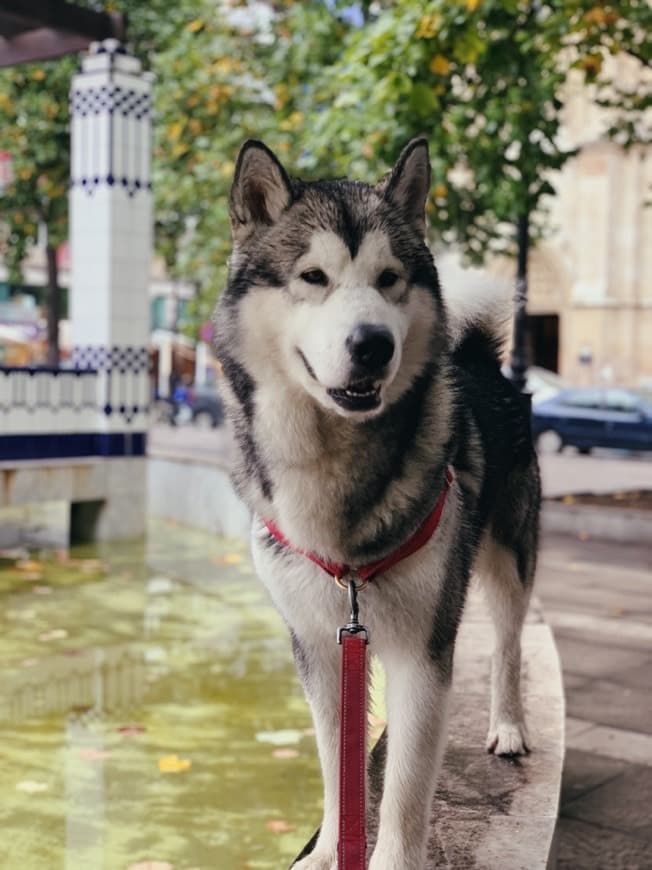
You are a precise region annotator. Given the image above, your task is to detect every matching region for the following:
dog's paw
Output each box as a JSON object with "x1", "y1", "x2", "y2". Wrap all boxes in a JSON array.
[
  {"x1": 292, "y1": 851, "x2": 336, "y2": 870},
  {"x1": 486, "y1": 721, "x2": 530, "y2": 756}
]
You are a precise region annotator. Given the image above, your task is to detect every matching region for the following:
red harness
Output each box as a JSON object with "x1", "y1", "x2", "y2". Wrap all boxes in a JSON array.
[{"x1": 264, "y1": 467, "x2": 454, "y2": 870}]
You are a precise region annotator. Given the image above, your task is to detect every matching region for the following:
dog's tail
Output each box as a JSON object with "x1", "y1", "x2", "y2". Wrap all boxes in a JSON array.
[{"x1": 437, "y1": 253, "x2": 512, "y2": 365}]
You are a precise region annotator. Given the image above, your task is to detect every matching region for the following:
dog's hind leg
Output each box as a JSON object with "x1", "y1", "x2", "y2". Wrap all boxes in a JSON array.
[{"x1": 476, "y1": 531, "x2": 535, "y2": 756}]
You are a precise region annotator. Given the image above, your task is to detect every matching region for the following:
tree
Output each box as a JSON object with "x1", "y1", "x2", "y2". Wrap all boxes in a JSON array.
[
  {"x1": 0, "y1": 58, "x2": 74, "y2": 364},
  {"x1": 0, "y1": 0, "x2": 190, "y2": 364},
  {"x1": 298, "y1": 0, "x2": 651, "y2": 390}
]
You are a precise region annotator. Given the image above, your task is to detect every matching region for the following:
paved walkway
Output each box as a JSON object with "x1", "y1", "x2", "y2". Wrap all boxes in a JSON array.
[
  {"x1": 537, "y1": 533, "x2": 652, "y2": 869},
  {"x1": 150, "y1": 424, "x2": 652, "y2": 498}
]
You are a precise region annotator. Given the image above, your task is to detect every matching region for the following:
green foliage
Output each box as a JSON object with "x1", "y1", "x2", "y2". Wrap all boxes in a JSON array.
[{"x1": 0, "y1": 0, "x2": 649, "y2": 339}]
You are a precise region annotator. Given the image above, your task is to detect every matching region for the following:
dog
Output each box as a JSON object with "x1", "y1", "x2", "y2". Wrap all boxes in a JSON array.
[{"x1": 214, "y1": 138, "x2": 541, "y2": 869}]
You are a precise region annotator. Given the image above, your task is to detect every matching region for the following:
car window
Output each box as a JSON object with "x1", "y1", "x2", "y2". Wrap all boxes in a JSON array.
[
  {"x1": 560, "y1": 389, "x2": 604, "y2": 410},
  {"x1": 604, "y1": 389, "x2": 640, "y2": 413}
]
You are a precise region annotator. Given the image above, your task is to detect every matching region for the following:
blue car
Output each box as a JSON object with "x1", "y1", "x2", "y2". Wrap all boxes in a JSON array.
[{"x1": 532, "y1": 387, "x2": 652, "y2": 454}]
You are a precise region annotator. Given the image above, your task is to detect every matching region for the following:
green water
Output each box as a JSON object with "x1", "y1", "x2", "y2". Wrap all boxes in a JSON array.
[{"x1": 0, "y1": 520, "x2": 322, "y2": 870}]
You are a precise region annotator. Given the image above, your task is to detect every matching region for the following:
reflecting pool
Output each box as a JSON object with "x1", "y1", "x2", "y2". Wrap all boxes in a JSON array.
[{"x1": 0, "y1": 519, "x2": 322, "y2": 869}]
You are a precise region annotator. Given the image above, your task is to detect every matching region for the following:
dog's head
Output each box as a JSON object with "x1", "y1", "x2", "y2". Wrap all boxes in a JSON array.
[{"x1": 222, "y1": 138, "x2": 445, "y2": 420}]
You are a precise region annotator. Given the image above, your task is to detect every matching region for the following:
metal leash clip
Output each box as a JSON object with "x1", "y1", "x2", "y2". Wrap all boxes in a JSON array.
[{"x1": 337, "y1": 577, "x2": 370, "y2": 645}]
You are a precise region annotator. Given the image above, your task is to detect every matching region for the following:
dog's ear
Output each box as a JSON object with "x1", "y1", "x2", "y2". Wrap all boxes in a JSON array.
[
  {"x1": 381, "y1": 138, "x2": 431, "y2": 235},
  {"x1": 229, "y1": 140, "x2": 293, "y2": 242}
]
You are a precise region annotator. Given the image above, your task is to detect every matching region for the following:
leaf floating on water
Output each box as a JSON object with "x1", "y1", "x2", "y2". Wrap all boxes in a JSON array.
[
  {"x1": 272, "y1": 748, "x2": 299, "y2": 759},
  {"x1": 19, "y1": 572, "x2": 43, "y2": 582},
  {"x1": 265, "y1": 819, "x2": 296, "y2": 834},
  {"x1": 78, "y1": 748, "x2": 112, "y2": 761},
  {"x1": 127, "y1": 863, "x2": 174, "y2": 870},
  {"x1": 38, "y1": 628, "x2": 68, "y2": 642},
  {"x1": 117, "y1": 725, "x2": 146, "y2": 738},
  {"x1": 212, "y1": 553, "x2": 244, "y2": 565},
  {"x1": 158, "y1": 754, "x2": 192, "y2": 773},
  {"x1": 147, "y1": 576, "x2": 173, "y2": 595},
  {"x1": 256, "y1": 729, "x2": 302, "y2": 746},
  {"x1": 16, "y1": 559, "x2": 43, "y2": 572},
  {"x1": 16, "y1": 780, "x2": 49, "y2": 793}
]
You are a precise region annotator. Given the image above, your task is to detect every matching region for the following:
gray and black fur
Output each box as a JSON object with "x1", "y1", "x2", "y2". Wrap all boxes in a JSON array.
[{"x1": 214, "y1": 138, "x2": 541, "y2": 870}]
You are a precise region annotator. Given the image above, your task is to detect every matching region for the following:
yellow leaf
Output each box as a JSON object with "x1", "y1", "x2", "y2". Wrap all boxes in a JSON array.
[
  {"x1": 158, "y1": 754, "x2": 192, "y2": 773},
  {"x1": 562, "y1": 495, "x2": 575, "y2": 504},
  {"x1": 416, "y1": 14, "x2": 441, "y2": 39},
  {"x1": 433, "y1": 183, "x2": 448, "y2": 199},
  {"x1": 167, "y1": 121, "x2": 183, "y2": 141},
  {"x1": 220, "y1": 160, "x2": 236, "y2": 179},
  {"x1": 429, "y1": 54, "x2": 451, "y2": 76},
  {"x1": 172, "y1": 142, "x2": 189, "y2": 158},
  {"x1": 186, "y1": 19, "x2": 204, "y2": 33},
  {"x1": 466, "y1": 0, "x2": 482, "y2": 11},
  {"x1": 31, "y1": 69, "x2": 46, "y2": 81}
]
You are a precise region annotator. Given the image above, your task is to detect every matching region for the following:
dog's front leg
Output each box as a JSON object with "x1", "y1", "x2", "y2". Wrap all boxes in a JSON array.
[
  {"x1": 369, "y1": 654, "x2": 450, "y2": 870},
  {"x1": 292, "y1": 631, "x2": 341, "y2": 870}
]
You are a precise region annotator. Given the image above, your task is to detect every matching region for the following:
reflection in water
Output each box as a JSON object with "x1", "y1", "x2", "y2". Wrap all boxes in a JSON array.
[{"x1": 0, "y1": 520, "x2": 322, "y2": 869}]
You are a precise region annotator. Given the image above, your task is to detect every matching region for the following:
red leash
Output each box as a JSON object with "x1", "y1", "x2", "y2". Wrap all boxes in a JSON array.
[
  {"x1": 337, "y1": 582, "x2": 369, "y2": 870},
  {"x1": 265, "y1": 468, "x2": 454, "y2": 870}
]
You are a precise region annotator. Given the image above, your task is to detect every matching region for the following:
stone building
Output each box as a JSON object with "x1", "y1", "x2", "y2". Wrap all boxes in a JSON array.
[{"x1": 493, "y1": 55, "x2": 652, "y2": 387}]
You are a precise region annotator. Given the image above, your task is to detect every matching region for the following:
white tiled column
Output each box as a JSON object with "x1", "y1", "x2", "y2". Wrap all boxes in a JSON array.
[
  {"x1": 69, "y1": 40, "x2": 152, "y2": 446},
  {"x1": 68, "y1": 40, "x2": 152, "y2": 539}
]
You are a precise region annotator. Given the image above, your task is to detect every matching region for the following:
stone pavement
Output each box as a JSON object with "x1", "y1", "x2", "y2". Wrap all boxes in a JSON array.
[{"x1": 537, "y1": 532, "x2": 652, "y2": 870}]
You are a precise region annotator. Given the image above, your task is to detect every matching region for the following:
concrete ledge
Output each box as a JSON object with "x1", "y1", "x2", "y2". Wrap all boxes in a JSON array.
[
  {"x1": 0, "y1": 457, "x2": 147, "y2": 541},
  {"x1": 430, "y1": 589, "x2": 563, "y2": 869},
  {"x1": 542, "y1": 500, "x2": 652, "y2": 544},
  {"x1": 147, "y1": 455, "x2": 250, "y2": 539},
  {"x1": 297, "y1": 588, "x2": 564, "y2": 869}
]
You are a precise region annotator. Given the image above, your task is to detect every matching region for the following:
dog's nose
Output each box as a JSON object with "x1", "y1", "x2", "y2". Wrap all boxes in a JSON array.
[{"x1": 346, "y1": 324, "x2": 395, "y2": 373}]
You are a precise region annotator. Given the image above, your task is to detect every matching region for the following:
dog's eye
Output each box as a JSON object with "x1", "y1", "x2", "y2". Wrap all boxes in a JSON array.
[
  {"x1": 300, "y1": 268, "x2": 329, "y2": 286},
  {"x1": 377, "y1": 269, "x2": 399, "y2": 289}
]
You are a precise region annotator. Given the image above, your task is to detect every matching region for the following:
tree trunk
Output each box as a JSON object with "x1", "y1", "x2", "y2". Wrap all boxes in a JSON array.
[
  {"x1": 509, "y1": 212, "x2": 529, "y2": 395},
  {"x1": 45, "y1": 242, "x2": 60, "y2": 367}
]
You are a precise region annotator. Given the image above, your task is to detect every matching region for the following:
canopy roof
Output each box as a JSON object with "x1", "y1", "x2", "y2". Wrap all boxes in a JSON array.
[{"x1": 0, "y1": 0, "x2": 125, "y2": 67}]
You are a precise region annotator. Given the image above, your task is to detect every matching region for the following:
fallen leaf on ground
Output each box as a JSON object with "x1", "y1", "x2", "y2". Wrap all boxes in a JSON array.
[
  {"x1": 158, "y1": 755, "x2": 191, "y2": 773},
  {"x1": 272, "y1": 748, "x2": 299, "y2": 759},
  {"x1": 265, "y1": 819, "x2": 296, "y2": 834},
  {"x1": 33, "y1": 585, "x2": 52, "y2": 595},
  {"x1": 16, "y1": 780, "x2": 49, "y2": 793}
]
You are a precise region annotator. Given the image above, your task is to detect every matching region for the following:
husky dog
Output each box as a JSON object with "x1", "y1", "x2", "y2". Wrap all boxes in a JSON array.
[{"x1": 214, "y1": 138, "x2": 540, "y2": 870}]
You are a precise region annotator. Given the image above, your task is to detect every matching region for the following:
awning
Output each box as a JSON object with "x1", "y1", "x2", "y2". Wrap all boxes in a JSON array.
[{"x1": 0, "y1": 0, "x2": 125, "y2": 67}]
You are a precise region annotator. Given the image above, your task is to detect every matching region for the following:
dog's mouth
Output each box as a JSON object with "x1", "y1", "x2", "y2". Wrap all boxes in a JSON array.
[{"x1": 327, "y1": 380, "x2": 381, "y2": 412}]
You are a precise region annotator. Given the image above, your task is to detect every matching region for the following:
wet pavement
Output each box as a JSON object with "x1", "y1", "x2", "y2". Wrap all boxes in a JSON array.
[
  {"x1": 537, "y1": 533, "x2": 652, "y2": 870},
  {"x1": 0, "y1": 520, "x2": 321, "y2": 870}
]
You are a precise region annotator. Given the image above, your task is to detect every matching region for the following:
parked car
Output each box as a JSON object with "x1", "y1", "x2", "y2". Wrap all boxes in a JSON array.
[
  {"x1": 532, "y1": 387, "x2": 652, "y2": 454},
  {"x1": 186, "y1": 384, "x2": 225, "y2": 429},
  {"x1": 501, "y1": 365, "x2": 568, "y2": 405}
]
